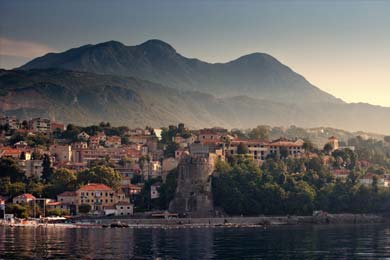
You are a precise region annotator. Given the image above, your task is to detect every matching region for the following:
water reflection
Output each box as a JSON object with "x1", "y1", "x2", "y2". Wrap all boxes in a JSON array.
[{"x1": 1, "y1": 224, "x2": 390, "y2": 259}]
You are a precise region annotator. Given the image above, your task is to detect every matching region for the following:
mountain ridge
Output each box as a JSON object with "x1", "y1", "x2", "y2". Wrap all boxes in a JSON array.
[{"x1": 19, "y1": 40, "x2": 343, "y2": 105}]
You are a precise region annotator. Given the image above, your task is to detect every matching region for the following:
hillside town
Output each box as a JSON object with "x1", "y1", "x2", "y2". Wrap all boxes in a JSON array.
[{"x1": 1, "y1": 116, "x2": 390, "y2": 221}]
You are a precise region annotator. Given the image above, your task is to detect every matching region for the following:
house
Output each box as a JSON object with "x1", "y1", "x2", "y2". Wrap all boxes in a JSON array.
[
  {"x1": 115, "y1": 202, "x2": 133, "y2": 216},
  {"x1": 29, "y1": 118, "x2": 51, "y2": 133},
  {"x1": 359, "y1": 173, "x2": 390, "y2": 187},
  {"x1": 50, "y1": 144, "x2": 72, "y2": 162},
  {"x1": 20, "y1": 160, "x2": 44, "y2": 178},
  {"x1": 89, "y1": 132, "x2": 106, "y2": 148},
  {"x1": 72, "y1": 147, "x2": 127, "y2": 164},
  {"x1": 121, "y1": 184, "x2": 142, "y2": 197},
  {"x1": 0, "y1": 147, "x2": 22, "y2": 159},
  {"x1": 103, "y1": 202, "x2": 134, "y2": 216},
  {"x1": 105, "y1": 136, "x2": 122, "y2": 147},
  {"x1": 75, "y1": 183, "x2": 127, "y2": 213},
  {"x1": 332, "y1": 169, "x2": 350, "y2": 179},
  {"x1": 327, "y1": 136, "x2": 339, "y2": 151},
  {"x1": 228, "y1": 139, "x2": 269, "y2": 161},
  {"x1": 0, "y1": 116, "x2": 20, "y2": 130},
  {"x1": 14, "y1": 141, "x2": 29, "y2": 150},
  {"x1": 198, "y1": 129, "x2": 222, "y2": 144},
  {"x1": 268, "y1": 138, "x2": 305, "y2": 158},
  {"x1": 13, "y1": 193, "x2": 36, "y2": 205},
  {"x1": 50, "y1": 122, "x2": 65, "y2": 132},
  {"x1": 77, "y1": 132, "x2": 90, "y2": 141},
  {"x1": 57, "y1": 191, "x2": 77, "y2": 205}
]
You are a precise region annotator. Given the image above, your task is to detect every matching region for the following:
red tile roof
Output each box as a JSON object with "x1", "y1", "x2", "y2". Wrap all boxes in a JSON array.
[
  {"x1": 58, "y1": 191, "x2": 77, "y2": 197},
  {"x1": 77, "y1": 183, "x2": 113, "y2": 192},
  {"x1": 15, "y1": 193, "x2": 36, "y2": 200}
]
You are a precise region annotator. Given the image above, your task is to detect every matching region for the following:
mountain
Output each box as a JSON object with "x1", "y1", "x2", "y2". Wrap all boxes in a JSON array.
[
  {"x1": 19, "y1": 40, "x2": 342, "y2": 105},
  {"x1": 1, "y1": 69, "x2": 390, "y2": 133}
]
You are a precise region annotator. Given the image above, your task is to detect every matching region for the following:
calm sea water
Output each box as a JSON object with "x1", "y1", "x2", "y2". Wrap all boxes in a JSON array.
[{"x1": 1, "y1": 224, "x2": 390, "y2": 259}]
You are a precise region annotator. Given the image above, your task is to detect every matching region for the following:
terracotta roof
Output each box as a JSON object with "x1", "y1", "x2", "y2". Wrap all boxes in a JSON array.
[
  {"x1": 231, "y1": 139, "x2": 269, "y2": 145},
  {"x1": 77, "y1": 183, "x2": 113, "y2": 192},
  {"x1": 47, "y1": 202, "x2": 62, "y2": 206},
  {"x1": 1, "y1": 148, "x2": 21, "y2": 155},
  {"x1": 58, "y1": 191, "x2": 77, "y2": 197},
  {"x1": 15, "y1": 193, "x2": 36, "y2": 200}
]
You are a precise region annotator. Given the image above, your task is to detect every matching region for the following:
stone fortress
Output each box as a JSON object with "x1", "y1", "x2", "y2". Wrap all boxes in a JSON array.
[{"x1": 169, "y1": 143, "x2": 218, "y2": 217}]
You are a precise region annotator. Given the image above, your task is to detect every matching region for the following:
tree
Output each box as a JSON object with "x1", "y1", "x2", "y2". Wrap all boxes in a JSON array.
[
  {"x1": 248, "y1": 125, "x2": 270, "y2": 140},
  {"x1": 279, "y1": 147, "x2": 289, "y2": 159},
  {"x1": 0, "y1": 157, "x2": 25, "y2": 182},
  {"x1": 78, "y1": 204, "x2": 91, "y2": 214},
  {"x1": 41, "y1": 154, "x2": 53, "y2": 183},
  {"x1": 77, "y1": 166, "x2": 122, "y2": 190},
  {"x1": 237, "y1": 142, "x2": 249, "y2": 155},
  {"x1": 302, "y1": 139, "x2": 315, "y2": 153},
  {"x1": 156, "y1": 170, "x2": 178, "y2": 209},
  {"x1": 384, "y1": 136, "x2": 390, "y2": 143},
  {"x1": 45, "y1": 168, "x2": 77, "y2": 197},
  {"x1": 323, "y1": 143, "x2": 333, "y2": 154},
  {"x1": 6, "y1": 203, "x2": 29, "y2": 218},
  {"x1": 164, "y1": 142, "x2": 180, "y2": 157}
]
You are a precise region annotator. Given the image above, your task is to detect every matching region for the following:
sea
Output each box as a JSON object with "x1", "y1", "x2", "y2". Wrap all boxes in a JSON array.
[{"x1": 1, "y1": 224, "x2": 390, "y2": 259}]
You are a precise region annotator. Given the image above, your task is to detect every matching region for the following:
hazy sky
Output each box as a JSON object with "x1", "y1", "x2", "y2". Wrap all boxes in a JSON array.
[{"x1": 1, "y1": 0, "x2": 389, "y2": 106}]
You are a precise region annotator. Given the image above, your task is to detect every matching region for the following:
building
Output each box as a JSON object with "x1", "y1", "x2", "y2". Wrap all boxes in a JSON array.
[
  {"x1": 13, "y1": 193, "x2": 36, "y2": 205},
  {"x1": 50, "y1": 122, "x2": 65, "y2": 132},
  {"x1": 0, "y1": 116, "x2": 20, "y2": 130},
  {"x1": 57, "y1": 191, "x2": 77, "y2": 203},
  {"x1": 115, "y1": 202, "x2": 133, "y2": 216},
  {"x1": 89, "y1": 132, "x2": 106, "y2": 148},
  {"x1": 50, "y1": 144, "x2": 72, "y2": 162},
  {"x1": 77, "y1": 132, "x2": 90, "y2": 141},
  {"x1": 0, "y1": 147, "x2": 22, "y2": 159},
  {"x1": 75, "y1": 183, "x2": 128, "y2": 213},
  {"x1": 105, "y1": 136, "x2": 122, "y2": 147},
  {"x1": 20, "y1": 160, "x2": 44, "y2": 178},
  {"x1": 29, "y1": 118, "x2": 51, "y2": 133},
  {"x1": 268, "y1": 138, "x2": 305, "y2": 158},
  {"x1": 359, "y1": 173, "x2": 390, "y2": 187},
  {"x1": 72, "y1": 147, "x2": 127, "y2": 164},
  {"x1": 227, "y1": 139, "x2": 269, "y2": 161},
  {"x1": 332, "y1": 169, "x2": 350, "y2": 179},
  {"x1": 328, "y1": 136, "x2": 339, "y2": 151}
]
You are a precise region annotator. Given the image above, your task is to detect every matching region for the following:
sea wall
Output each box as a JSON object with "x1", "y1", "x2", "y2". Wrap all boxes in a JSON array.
[{"x1": 85, "y1": 214, "x2": 384, "y2": 226}]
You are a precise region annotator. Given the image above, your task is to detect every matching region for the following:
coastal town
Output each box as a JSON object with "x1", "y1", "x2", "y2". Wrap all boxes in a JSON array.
[{"x1": 1, "y1": 116, "x2": 390, "y2": 224}]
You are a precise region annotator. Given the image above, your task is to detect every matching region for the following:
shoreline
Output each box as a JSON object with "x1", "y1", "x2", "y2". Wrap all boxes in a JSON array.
[{"x1": 1, "y1": 213, "x2": 384, "y2": 229}]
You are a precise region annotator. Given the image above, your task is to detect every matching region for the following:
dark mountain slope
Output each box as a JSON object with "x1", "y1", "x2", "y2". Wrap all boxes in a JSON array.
[
  {"x1": 19, "y1": 40, "x2": 342, "y2": 104},
  {"x1": 1, "y1": 69, "x2": 390, "y2": 133}
]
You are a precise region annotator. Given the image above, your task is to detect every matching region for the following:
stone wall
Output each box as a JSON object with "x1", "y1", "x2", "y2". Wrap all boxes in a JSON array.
[{"x1": 168, "y1": 154, "x2": 215, "y2": 217}]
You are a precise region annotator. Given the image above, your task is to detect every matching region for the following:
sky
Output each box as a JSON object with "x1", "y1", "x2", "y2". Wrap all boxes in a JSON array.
[{"x1": 0, "y1": 0, "x2": 389, "y2": 106}]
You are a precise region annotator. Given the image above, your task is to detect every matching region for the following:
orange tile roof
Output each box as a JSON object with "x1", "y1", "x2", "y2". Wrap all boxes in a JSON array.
[
  {"x1": 77, "y1": 183, "x2": 113, "y2": 192},
  {"x1": 1, "y1": 148, "x2": 21, "y2": 155},
  {"x1": 58, "y1": 191, "x2": 77, "y2": 197},
  {"x1": 15, "y1": 193, "x2": 36, "y2": 200}
]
